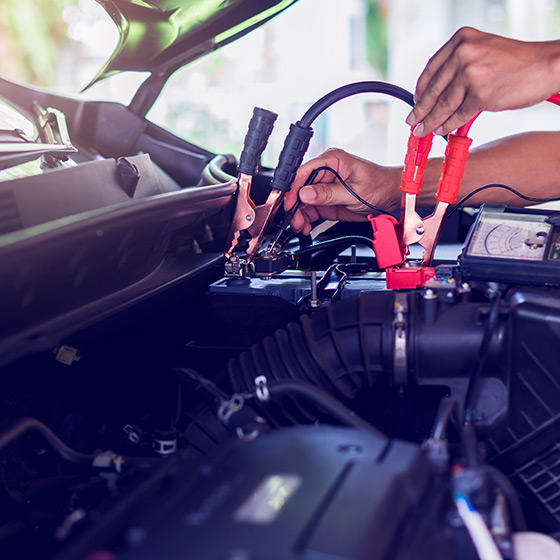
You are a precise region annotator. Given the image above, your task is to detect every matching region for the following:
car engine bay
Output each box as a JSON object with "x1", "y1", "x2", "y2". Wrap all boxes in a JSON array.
[{"x1": 2, "y1": 69, "x2": 560, "y2": 560}]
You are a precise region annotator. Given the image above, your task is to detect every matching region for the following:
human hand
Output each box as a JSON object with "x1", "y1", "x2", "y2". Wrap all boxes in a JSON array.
[
  {"x1": 284, "y1": 148, "x2": 401, "y2": 235},
  {"x1": 406, "y1": 27, "x2": 560, "y2": 137}
]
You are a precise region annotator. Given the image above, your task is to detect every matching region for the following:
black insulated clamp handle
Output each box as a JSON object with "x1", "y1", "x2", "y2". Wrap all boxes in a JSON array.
[
  {"x1": 238, "y1": 107, "x2": 278, "y2": 176},
  {"x1": 270, "y1": 122, "x2": 314, "y2": 192}
]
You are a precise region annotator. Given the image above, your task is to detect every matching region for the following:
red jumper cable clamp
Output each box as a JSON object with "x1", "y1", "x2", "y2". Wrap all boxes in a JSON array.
[{"x1": 369, "y1": 117, "x2": 476, "y2": 290}]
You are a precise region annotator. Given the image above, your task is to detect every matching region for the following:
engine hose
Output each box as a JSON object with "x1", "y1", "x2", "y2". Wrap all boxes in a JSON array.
[
  {"x1": 0, "y1": 417, "x2": 94, "y2": 465},
  {"x1": 229, "y1": 291, "x2": 395, "y2": 420},
  {"x1": 228, "y1": 291, "x2": 499, "y2": 423},
  {"x1": 256, "y1": 378, "x2": 387, "y2": 439}
]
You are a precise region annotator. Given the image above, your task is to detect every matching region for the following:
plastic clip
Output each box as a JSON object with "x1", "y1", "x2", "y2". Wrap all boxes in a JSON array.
[
  {"x1": 217, "y1": 394, "x2": 245, "y2": 424},
  {"x1": 254, "y1": 375, "x2": 270, "y2": 402}
]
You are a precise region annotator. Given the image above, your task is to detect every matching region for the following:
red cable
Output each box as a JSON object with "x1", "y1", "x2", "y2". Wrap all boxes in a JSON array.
[
  {"x1": 456, "y1": 112, "x2": 481, "y2": 137},
  {"x1": 456, "y1": 95, "x2": 560, "y2": 136}
]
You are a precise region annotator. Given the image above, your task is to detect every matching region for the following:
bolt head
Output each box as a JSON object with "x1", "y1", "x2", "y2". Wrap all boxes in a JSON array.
[{"x1": 246, "y1": 215, "x2": 253, "y2": 222}]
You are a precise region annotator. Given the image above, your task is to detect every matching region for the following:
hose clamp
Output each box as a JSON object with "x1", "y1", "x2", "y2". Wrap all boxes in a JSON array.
[
  {"x1": 217, "y1": 393, "x2": 245, "y2": 425},
  {"x1": 254, "y1": 375, "x2": 270, "y2": 402},
  {"x1": 153, "y1": 438, "x2": 178, "y2": 456},
  {"x1": 393, "y1": 293, "x2": 408, "y2": 385}
]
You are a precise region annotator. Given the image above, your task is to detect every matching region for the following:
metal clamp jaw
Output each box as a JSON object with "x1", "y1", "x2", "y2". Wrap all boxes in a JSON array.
[
  {"x1": 224, "y1": 109, "x2": 314, "y2": 268},
  {"x1": 224, "y1": 107, "x2": 278, "y2": 262}
]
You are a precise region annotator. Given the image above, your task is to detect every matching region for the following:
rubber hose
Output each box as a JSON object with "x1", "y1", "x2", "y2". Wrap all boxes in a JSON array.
[{"x1": 228, "y1": 292, "x2": 395, "y2": 419}]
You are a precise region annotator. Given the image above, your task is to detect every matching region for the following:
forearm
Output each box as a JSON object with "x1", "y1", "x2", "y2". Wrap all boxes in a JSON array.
[{"x1": 416, "y1": 131, "x2": 560, "y2": 207}]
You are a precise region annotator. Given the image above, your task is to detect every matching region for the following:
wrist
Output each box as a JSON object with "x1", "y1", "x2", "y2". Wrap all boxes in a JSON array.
[{"x1": 385, "y1": 166, "x2": 403, "y2": 212}]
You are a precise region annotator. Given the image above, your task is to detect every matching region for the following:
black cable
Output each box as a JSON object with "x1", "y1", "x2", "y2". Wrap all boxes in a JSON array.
[
  {"x1": 463, "y1": 292, "x2": 502, "y2": 417},
  {"x1": 431, "y1": 397, "x2": 462, "y2": 441},
  {"x1": 293, "y1": 235, "x2": 374, "y2": 257},
  {"x1": 0, "y1": 418, "x2": 94, "y2": 465},
  {"x1": 312, "y1": 166, "x2": 393, "y2": 215},
  {"x1": 299, "y1": 81, "x2": 414, "y2": 128},
  {"x1": 171, "y1": 367, "x2": 229, "y2": 400},
  {"x1": 274, "y1": 165, "x2": 390, "y2": 253},
  {"x1": 462, "y1": 422, "x2": 482, "y2": 468},
  {"x1": 259, "y1": 378, "x2": 386, "y2": 439},
  {"x1": 447, "y1": 183, "x2": 560, "y2": 221},
  {"x1": 484, "y1": 465, "x2": 527, "y2": 532}
]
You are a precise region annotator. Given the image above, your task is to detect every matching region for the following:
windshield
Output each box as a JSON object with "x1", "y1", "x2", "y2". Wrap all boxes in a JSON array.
[
  {"x1": 147, "y1": 0, "x2": 560, "y2": 167},
  {"x1": 5, "y1": 0, "x2": 560, "y2": 168}
]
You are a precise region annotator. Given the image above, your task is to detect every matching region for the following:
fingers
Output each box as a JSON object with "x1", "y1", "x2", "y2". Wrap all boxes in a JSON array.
[
  {"x1": 431, "y1": 101, "x2": 481, "y2": 136},
  {"x1": 408, "y1": 79, "x2": 463, "y2": 136},
  {"x1": 299, "y1": 181, "x2": 355, "y2": 207},
  {"x1": 414, "y1": 28, "x2": 476, "y2": 101},
  {"x1": 412, "y1": 80, "x2": 476, "y2": 137},
  {"x1": 284, "y1": 150, "x2": 344, "y2": 209},
  {"x1": 288, "y1": 181, "x2": 354, "y2": 234},
  {"x1": 289, "y1": 203, "x2": 324, "y2": 235},
  {"x1": 407, "y1": 55, "x2": 466, "y2": 135},
  {"x1": 406, "y1": 27, "x2": 483, "y2": 136}
]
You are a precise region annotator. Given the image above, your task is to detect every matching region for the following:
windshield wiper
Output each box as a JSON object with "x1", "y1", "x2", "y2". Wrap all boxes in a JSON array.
[{"x1": 0, "y1": 105, "x2": 77, "y2": 170}]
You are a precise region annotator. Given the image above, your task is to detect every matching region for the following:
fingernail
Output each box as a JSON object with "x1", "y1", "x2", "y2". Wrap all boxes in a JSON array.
[
  {"x1": 405, "y1": 110, "x2": 416, "y2": 126},
  {"x1": 300, "y1": 186, "x2": 317, "y2": 203},
  {"x1": 412, "y1": 123, "x2": 425, "y2": 137},
  {"x1": 434, "y1": 125, "x2": 444, "y2": 136}
]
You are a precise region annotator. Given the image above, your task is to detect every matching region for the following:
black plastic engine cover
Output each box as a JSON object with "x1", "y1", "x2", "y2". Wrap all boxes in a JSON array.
[{"x1": 111, "y1": 426, "x2": 458, "y2": 560}]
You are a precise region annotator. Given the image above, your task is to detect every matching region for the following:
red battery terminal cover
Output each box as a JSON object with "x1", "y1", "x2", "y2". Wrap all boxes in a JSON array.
[
  {"x1": 368, "y1": 214, "x2": 405, "y2": 269},
  {"x1": 385, "y1": 266, "x2": 435, "y2": 290}
]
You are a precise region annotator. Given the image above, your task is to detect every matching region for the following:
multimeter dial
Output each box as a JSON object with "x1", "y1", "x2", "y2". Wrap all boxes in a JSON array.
[{"x1": 467, "y1": 214, "x2": 551, "y2": 261}]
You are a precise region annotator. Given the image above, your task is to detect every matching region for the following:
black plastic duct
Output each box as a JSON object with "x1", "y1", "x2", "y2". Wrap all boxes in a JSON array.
[
  {"x1": 228, "y1": 291, "x2": 501, "y2": 422},
  {"x1": 229, "y1": 292, "x2": 394, "y2": 424}
]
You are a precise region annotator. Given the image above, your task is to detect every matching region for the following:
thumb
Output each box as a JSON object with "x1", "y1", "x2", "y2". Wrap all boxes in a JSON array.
[{"x1": 299, "y1": 182, "x2": 353, "y2": 206}]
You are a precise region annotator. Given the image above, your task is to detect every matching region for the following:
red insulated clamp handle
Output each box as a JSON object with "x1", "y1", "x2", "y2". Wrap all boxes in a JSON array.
[
  {"x1": 435, "y1": 134, "x2": 472, "y2": 205},
  {"x1": 400, "y1": 129, "x2": 434, "y2": 195}
]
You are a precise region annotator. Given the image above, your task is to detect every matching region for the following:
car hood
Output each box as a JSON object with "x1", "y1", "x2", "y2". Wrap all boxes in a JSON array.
[{"x1": 88, "y1": 0, "x2": 298, "y2": 88}]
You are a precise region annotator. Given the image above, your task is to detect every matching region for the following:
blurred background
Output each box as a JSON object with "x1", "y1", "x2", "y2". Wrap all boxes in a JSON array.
[{"x1": 3, "y1": 0, "x2": 560, "y2": 167}]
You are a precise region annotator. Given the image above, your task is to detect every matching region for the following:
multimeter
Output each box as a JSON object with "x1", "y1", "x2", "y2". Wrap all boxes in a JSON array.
[{"x1": 459, "y1": 204, "x2": 560, "y2": 286}]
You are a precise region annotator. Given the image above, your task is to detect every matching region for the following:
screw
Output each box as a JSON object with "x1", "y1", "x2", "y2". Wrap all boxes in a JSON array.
[
  {"x1": 246, "y1": 215, "x2": 253, "y2": 222},
  {"x1": 416, "y1": 226, "x2": 425, "y2": 235},
  {"x1": 310, "y1": 271, "x2": 320, "y2": 307}
]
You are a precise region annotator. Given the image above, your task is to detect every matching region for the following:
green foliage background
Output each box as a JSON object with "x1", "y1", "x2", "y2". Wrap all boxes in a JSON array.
[
  {"x1": 365, "y1": 0, "x2": 388, "y2": 76},
  {"x1": 0, "y1": 0, "x2": 79, "y2": 86}
]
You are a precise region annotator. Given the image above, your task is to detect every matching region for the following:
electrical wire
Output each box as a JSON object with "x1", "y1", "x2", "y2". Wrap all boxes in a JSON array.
[
  {"x1": 293, "y1": 235, "x2": 373, "y2": 257},
  {"x1": 463, "y1": 292, "x2": 502, "y2": 418},
  {"x1": 171, "y1": 367, "x2": 229, "y2": 400},
  {"x1": 456, "y1": 112, "x2": 481, "y2": 137},
  {"x1": 484, "y1": 465, "x2": 527, "y2": 532},
  {"x1": 431, "y1": 397, "x2": 462, "y2": 441},
  {"x1": 310, "y1": 166, "x2": 393, "y2": 215},
  {"x1": 0, "y1": 418, "x2": 157, "y2": 471},
  {"x1": 454, "y1": 493, "x2": 504, "y2": 560},
  {"x1": 447, "y1": 183, "x2": 560, "y2": 221}
]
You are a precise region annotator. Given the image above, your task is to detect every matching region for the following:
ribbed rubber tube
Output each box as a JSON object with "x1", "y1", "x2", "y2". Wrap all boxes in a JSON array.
[{"x1": 228, "y1": 291, "x2": 394, "y2": 421}]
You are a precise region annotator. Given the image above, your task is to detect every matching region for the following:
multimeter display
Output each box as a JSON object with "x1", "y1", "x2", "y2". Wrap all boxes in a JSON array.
[
  {"x1": 466, "y1": 213, "x2": 551, "y2": 260},
  {"x1": 460, "y1": 204, "x2": 560, "y2": 285}
]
